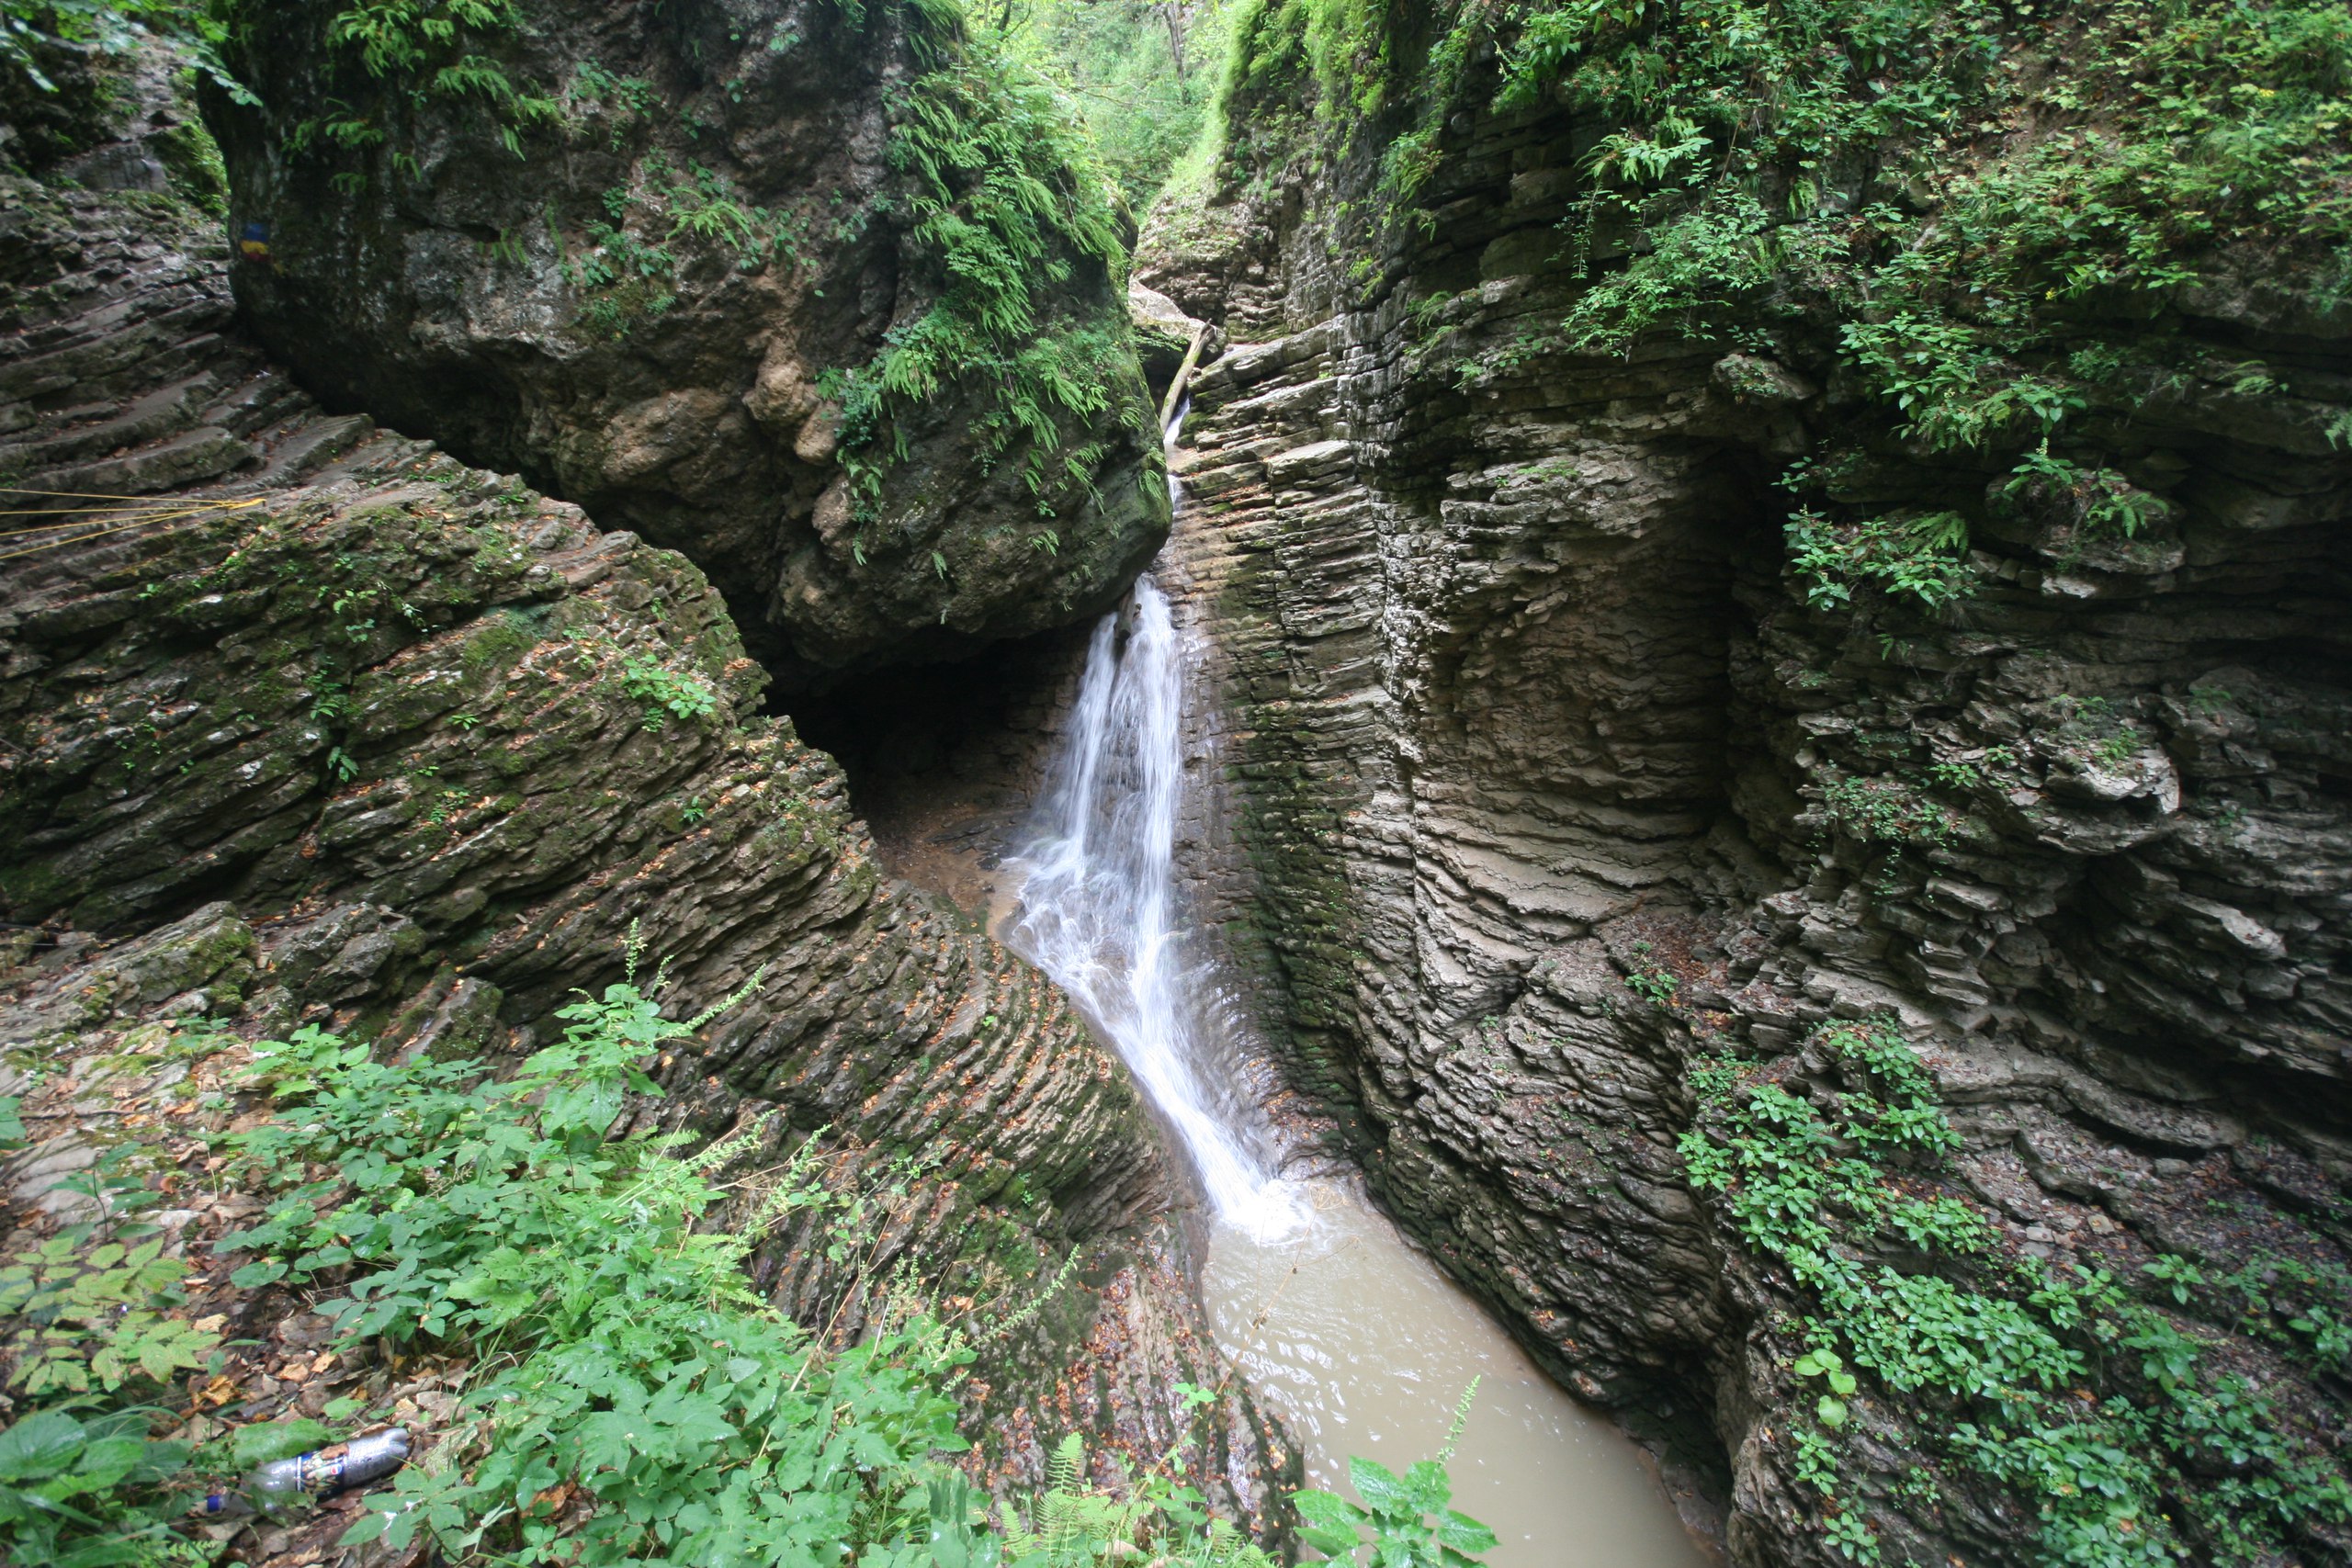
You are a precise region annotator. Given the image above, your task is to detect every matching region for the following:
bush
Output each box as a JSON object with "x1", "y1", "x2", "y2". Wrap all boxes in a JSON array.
[{"x1": 1682, "y1": 1019, "x2": 2352, "y2": 1565}]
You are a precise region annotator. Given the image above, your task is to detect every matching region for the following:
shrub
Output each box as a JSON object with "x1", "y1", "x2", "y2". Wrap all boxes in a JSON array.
[{"x1": 1682, "y1": 1019, "x2": 2352, "y2": 1565}]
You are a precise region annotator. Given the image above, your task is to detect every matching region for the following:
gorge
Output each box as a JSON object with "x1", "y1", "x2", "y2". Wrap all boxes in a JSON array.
[{"x1": 1, "y1": 1, "x2": 2347, "y2": 1566}]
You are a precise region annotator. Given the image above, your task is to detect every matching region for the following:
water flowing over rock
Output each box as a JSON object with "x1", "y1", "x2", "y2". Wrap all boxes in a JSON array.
[
  {"x1": 1011, "y1": 576, "x2": 1306, "y2": 1240},
  {"x1": 0, "y1": 167, "x2": 1245, "y2": 1497},
  {"x1": 1136, "y1": 36, "x2": 2352, "y2": 1568}
]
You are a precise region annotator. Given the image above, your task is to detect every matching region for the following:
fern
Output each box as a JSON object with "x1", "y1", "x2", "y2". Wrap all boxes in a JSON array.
[{"x1": 819, "y1": 1, "x2": 1141, "y2": 520}]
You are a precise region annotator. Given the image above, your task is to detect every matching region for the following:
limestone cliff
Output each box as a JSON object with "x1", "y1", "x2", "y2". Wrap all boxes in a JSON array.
[
  {"x1": 0, "y1": 158, "x2": 1275, "y2": 1514},
  {"x1": 1136, "y1": 5, "x2": 2352, "y2": 1562},
  {"x1": 204, "y1": 0, "x2": 1169, "y2": 682}
]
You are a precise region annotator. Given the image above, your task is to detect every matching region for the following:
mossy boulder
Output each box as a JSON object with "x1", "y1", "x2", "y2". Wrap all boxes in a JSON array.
[{"x1": 204, "y1": 0, "x2": 1169, "y2": 685}]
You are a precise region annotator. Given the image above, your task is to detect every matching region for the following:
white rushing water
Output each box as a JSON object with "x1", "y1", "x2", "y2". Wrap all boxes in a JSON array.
[
  {"x1": 1010, "y1": 572, "x2": 1310, "y2": 1242},
  {"x1": 1003, "y1": 417, "x2": 1710, "y2": 1568}
]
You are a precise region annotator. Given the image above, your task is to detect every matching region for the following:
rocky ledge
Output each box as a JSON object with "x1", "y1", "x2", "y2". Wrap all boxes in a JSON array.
[
  {"x1": 206, "y1": 0, "x2": 1169, "y2": 682},
  {"x1": 1136, "y1": 43, "x2": 2352, "y2": 1568},
  {"x1": 0, "y1": 173, "x2": 1278, "y2": 1518}
]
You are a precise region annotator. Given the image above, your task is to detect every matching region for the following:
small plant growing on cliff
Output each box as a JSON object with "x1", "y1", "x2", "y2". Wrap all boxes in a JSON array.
[
  {"x1": 618, "y1": 655, "x2": 718, "y2": 730},
  {"x1": 1786, "y1": 509, "x2": 1973, "y2": 613},
  {"x1": 260, "y1": 0, "x2": 562, "y2": 170},
  {"x1": 1625, "y1": 968, "x2": 1678, "y2": 1008},
  {"x1": 1682, "y1": 1018, "x2": 2352, "y2": 1565},
  {"x1": 818, "y1": 16, "x2": 1137, "y2": 519}
]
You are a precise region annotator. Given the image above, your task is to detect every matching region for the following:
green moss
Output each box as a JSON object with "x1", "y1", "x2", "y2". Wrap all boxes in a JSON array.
[{"x1": 457, "y1": 607, "x2": 540, "y2": 677}]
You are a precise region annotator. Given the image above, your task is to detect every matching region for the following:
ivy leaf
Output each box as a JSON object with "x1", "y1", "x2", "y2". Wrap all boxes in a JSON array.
[{"x1": 1816, "y1": 1395, "x2": 1849, "y2": 1430}]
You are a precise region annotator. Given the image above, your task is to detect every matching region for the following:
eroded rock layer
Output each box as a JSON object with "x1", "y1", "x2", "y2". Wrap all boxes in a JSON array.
[
  {"x1": 0, "y1": 175, "x2": 1274, "y2": 1506},
  {"x1": 1138, "y1": 58, "x2": 2352, "y2": 1568},
  {"x1": 207, "y1": 0, "x2": 1168, "y2": 681}
]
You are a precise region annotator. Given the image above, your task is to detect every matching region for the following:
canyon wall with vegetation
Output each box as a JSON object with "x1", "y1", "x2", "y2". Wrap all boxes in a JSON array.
[
  {"x1": 205, "y1": 0, "x2": 1170, "y2": 682},
  {"x1": 0, "y1": 16, "x2": 1283, "y2": 1562},
  {"x1": 4, "y1": 0, "x2": 2350, "y2": 1564},
  {"x1": 1137, "y1": 0, "x2": 2352, "y2": 1562}
]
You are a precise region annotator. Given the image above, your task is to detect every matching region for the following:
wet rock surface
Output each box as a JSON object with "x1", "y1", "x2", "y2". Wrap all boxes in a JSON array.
[
  {"x1": 205, "y1": 0, "x2": 1168, "y2": 682},
  {"x1": 1138, "y1": 68, "x2": 2352, "y2": 1568}
]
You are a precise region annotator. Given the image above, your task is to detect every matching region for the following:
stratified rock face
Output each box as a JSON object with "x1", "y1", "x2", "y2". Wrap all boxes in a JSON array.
[
  {"x1": 205, "y1": 0, "x2": 1168, "y2": 682},
  {"x1": 1139, "y1": 46, "x2": 2352, "y2": 1568},
  {"x1": 0, "y1": 176, "x2": 1229, "y2": 1476}
]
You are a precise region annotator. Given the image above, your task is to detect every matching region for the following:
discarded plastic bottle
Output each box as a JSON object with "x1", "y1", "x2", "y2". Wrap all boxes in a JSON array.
[{"x1": 198, "y1": 1427, "x2": 411, "y2": 1519}]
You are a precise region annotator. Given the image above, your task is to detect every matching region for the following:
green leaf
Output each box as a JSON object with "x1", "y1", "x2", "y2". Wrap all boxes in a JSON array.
[
  {"x1": 233, "y1": 1419, "x2": 337, "y2": 1470},
  {"x1": 1816, "y1": 1395, "x2": 1849, "y2": 1430},
  {"x1": 0, "y1": 1411, "x2": 88, "y2": 1482},
  {"x1": 1437, "y1": 1508, "x2": 1499, "y2": 1553},
  {"x1": 1295, "y1": 1488, "x2": 1367, "y2": 1532},
  {"x1": 1346, "y1": 1456, "x2": 1414, "y2": 1519}
]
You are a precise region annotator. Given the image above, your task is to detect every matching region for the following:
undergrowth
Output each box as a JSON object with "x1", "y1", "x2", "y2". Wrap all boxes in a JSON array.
[
  {"x1": 1, "y1": 936, "x2": 1498, "y2": 1568},
  {"x1": 1681, "y1": 1018, "x2": 2352, "y2": 1565},
  {"x1": 1208, "y1": 0, "x2": 2352, "y2": 611}
]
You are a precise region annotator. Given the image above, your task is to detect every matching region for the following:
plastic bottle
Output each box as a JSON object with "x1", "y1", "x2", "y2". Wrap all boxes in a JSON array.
[{"x1": 197, "y1": 1427, "x2": 411, "y2": 1519}]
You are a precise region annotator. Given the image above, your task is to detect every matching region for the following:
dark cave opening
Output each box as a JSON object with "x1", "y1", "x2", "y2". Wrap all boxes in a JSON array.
[{"x1": 780, "y1": 620, "x2": 1098, "y2": 919}]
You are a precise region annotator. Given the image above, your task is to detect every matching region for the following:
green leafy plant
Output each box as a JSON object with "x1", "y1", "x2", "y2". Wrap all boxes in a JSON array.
[
  {"x1": 216, "y1": 946, "x2": 1001, "y2": 1566},
  {"x1": 1792, "y1": 1348, "x2": 1857, "y2": 1430},
  {"x1": 1682, "y1": 1019, "x2": 2352, "y2": 1565},
  {"x1": 1787, "y1": 509, "x2": 1972, "y2": 614},
  {"x1": 617, "y1": 655, "x2": 718, "y2": 731},
  {"x1": 0, "y1": 1117, "x2": 220, "y2": 1568},
  {"x1": 1625, "y1": 967, "x2": 1678, "y2": 1007},
  {"x1": 0, "y1": 1407, "x2": 197, "y2": 1568},
  {"x1": 1295, "y1": 1381, "x2": 1497, "y2": 1568},
  {"x1": 264, "y1": 0, "x2": 560, "y2": 166},
  {"x1": 820, "y1": 10, "x2": 1140, "y2": 519}
]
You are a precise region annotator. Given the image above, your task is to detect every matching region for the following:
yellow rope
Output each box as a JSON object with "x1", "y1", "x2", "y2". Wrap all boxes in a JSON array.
[
  {"x1": 0, "y1": 487, "x2": 262, "y2": 504},
  {"x1": 0, "y1": 494, "x2": 263, "y2": 561}
]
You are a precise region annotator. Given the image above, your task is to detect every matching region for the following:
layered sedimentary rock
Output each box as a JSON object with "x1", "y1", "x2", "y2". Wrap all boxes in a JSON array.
[
  {"x1": 205, "y1": 0, "x2": 1167, "y2": 681},
  {"x1": 0, "y1": 169, "x2": 1282, "y2": 1500},
  {"x1": 1137, "y1": 46, "x2": 2352, "y2": 1568}
]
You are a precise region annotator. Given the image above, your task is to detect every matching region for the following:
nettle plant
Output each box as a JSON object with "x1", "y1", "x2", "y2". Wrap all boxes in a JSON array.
[
  {"x1": 0, "y1": 915, "x2": 1506, "y2": 1566},
  {"x1": 200, "y1": 931, "x2": 1503, "y2": 1567},
  {"x1": 1681, "y1": 1019, "x2": 2352, "y2": 1565}
]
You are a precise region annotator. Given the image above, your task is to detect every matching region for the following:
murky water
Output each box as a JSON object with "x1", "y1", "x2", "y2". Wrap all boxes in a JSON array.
[
  {"x1": 1003, "y1": 415, "x2": 1706, "y2": 1566},
  {"x1": 1204, "y1": 1185, "x2": 1708, "y2": 1568}
]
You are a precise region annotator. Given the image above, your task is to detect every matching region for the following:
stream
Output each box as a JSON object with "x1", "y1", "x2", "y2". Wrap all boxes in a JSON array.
[{"x1": 1002, "y1": 433, "x2": 1710, "y2": 1568}]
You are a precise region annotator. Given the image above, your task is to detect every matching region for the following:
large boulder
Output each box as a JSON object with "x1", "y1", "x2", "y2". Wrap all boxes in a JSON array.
[{"x1": 206, "y1": 0, "x2": 1168, "y2": 683}]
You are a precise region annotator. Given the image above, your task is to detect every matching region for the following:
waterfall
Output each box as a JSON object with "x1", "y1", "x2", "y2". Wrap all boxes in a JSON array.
[
  {"x1": 1004, "y1": 408, "x2": 1707, "y2": 1568},
  {"x1": 1009, "y1": 572, "x2": 1306, "y2": 1239}
]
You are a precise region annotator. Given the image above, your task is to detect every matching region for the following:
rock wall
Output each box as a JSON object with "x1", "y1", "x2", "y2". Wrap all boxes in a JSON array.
[
  {"x1": 1137, "y1": 54, "x2": 2352, "y2": 1568},
  {"x1": 206, "y1": 0, "x2": 1168, "y2": 682},
  {"x1": 0, "y1": 167, "x2": 1282, "y2": 1512}
]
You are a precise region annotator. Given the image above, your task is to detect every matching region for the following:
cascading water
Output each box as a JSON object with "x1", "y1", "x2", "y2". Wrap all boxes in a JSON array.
[
  {"x1": 1010, "y1": 575, "x2": 1308, "y2": 1242},
  {"x1": 1005, "y1": 413, "x2": 1711, "y2": 1568}
]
